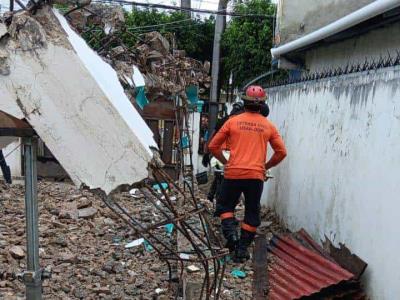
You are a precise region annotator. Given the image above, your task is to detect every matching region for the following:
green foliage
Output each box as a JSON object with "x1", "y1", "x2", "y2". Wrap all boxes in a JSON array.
[{"x1": 221, "y1": 0, "x2": 276, "y2": 88}]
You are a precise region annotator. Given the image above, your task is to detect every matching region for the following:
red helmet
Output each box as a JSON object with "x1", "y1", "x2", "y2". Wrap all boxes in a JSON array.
[{"x1": 242, "y1": 85, "x2": 267, "y2": 101}]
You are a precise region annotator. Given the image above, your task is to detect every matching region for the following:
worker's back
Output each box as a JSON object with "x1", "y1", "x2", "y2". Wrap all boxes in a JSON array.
[{"x1": 213, "y1": 111, "x2": 283, "y2": 181}]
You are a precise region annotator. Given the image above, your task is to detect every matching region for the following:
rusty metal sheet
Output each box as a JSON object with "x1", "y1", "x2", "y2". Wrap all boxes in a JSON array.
[
  {"x1": 268, "y1": 235, "x2": 355, "y2": 300},
  {"x1": 293, "y1": 229, "x2": 337, "y2": 263}
]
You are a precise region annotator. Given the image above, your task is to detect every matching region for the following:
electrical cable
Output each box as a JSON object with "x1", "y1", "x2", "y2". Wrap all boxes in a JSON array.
[
  {"x1": 92, "y1": 0, "x2": 274, "y2": 17},
  {"x1": 3, "y1": 143, "x2": 21, "y2": 159},
  {"x1": 125, "y1": 17, "x2": 192, "y2": 30},
  {"x1": 127, "y1": 20, "x2": 206, "y2": 33}
]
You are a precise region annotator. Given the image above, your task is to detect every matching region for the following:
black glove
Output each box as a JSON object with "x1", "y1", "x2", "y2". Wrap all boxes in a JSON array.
[{"x1": 202, "y1": 153, "x2": 211, "y2": 167}]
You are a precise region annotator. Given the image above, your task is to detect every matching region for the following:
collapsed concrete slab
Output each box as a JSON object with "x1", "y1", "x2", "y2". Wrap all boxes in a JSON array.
[{"x1": 0, "y1": 6, "x2": 156, "y2": 194}]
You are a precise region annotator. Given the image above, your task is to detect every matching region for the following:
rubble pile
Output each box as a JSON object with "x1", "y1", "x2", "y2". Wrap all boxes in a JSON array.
[
  {"x1": 67, "y1": 5, "x2": 211, "y2": 102},
  {"x1": 0, "y1": 181, "x2": 174, "y2": 300}
]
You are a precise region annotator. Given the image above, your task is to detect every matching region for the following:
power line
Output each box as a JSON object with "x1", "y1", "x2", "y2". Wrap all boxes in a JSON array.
[
  {"x1": 92, "y1": 0, "x2": 274, "y2": 17},
  {"x1": 125, "y1": 17, "x2": 192, "y2": 30},
  {"x1": 128, "y1": 20, "x2": 205, "y2": 33}
]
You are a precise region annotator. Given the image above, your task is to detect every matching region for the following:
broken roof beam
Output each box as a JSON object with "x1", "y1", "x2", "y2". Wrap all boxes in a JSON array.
[
  {"x1": 0, "y1": 6, "x2": 156, "y2": 194},
  {"x1": 0, "y1": 111, "x2": 34, "y2": 138}
]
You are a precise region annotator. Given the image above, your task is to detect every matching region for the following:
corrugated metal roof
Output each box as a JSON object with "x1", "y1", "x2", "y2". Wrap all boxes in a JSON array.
[{"x1": 268, "y1": 235, "x2": 355, "y2": 300}]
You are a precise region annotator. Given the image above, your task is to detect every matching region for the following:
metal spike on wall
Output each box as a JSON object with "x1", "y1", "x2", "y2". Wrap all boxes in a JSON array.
[{"x1": 266, "y1": 51, "x2": 400, "y2": 88}]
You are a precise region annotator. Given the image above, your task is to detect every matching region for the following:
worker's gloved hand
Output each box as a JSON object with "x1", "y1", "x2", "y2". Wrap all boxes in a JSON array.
[{"x1": 202, "y1": 153, "x2": 211, "y2": 167}]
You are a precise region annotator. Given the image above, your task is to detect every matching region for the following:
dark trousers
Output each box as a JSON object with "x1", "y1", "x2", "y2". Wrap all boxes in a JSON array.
[
  {"x1": 207, "y1": 171, "x2": 224, "y2": 201},
  {"x1": 217, "y1": 179, "x2": 264, "y2": 228},
  {"x1": 0, "y1": 150, "x2": 12, "y2": 184}
]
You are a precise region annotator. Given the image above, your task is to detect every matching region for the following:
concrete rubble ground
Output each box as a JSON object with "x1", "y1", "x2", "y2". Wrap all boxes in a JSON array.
[
  {"x1": 0, "y1": 181, "x2": 174, "y2": 299},
  {"x1": 0, "y1": 179, "x2": 286, "y2": 300}
]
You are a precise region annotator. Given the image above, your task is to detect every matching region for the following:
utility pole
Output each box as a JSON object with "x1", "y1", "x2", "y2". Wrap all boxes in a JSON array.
[
  {"x1": 208, "y1": 0, "x2": 227, "y2": 135},
  {"x1": 181, "y1": 0, "x2": 191, "y2": 17}
]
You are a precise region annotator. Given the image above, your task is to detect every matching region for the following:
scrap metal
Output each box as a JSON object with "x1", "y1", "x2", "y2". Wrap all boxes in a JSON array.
[{"x1": 267, "y1": 230, "x2": 367, "y2": 300}]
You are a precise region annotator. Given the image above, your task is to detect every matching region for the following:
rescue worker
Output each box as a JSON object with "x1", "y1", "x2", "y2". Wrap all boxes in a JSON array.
[
  {"x1": 203, "y1": 102, "x2": 246, "y2": 202},
  {"x1": 208, "y1": 85, "x2": 287, "y2": 263},
  {"x1": 203, "y1": 101, "x2": 270, "y2": 202}
]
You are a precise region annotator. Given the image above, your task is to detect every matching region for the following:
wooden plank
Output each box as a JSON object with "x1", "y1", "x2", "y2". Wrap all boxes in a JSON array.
[
  {"x1": 162, "y1": 120, "x2": 174, "y2": 164},
  {"x1": 142, "y1": 100, "x2": 175, "y2": 120},
  {"x1": 252, "y1": 234, "x2": 268, "y2": 300},
  {"x1": 0, "y1": 111, "x2": 35, "y2": 137}
]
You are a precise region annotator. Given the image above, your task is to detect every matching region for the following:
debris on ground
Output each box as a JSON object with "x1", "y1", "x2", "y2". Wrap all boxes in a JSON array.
[{"x1": 0, "y1": 181, "x2": 174, "y2": 299}]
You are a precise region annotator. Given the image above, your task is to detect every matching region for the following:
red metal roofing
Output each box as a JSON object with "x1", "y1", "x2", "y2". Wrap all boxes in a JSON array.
[{"x1": 268, "y1": 235, "x2": 355, "y2": 300}]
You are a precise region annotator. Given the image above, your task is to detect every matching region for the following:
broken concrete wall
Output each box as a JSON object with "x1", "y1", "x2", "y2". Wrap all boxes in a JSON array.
[
  {"x1": 0, "y1": 7, "x2": 156, "y2": 194},
  {"x1": 264, "y1": 66, "x2": 400, "y2": 299}
]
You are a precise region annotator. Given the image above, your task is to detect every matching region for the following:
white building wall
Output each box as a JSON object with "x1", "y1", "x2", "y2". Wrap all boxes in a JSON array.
[
  {"x1": 1, "y1": 139, "x2": 22, "y2": 178},
  {"x1": 264, "y1": 66, "x2": 400, "y2": 300},
  {"x1": 305, "y1": 23, "x2": 400, "y2": 72},
  {"x1": 188, "y1": 111, "x2": 207, "y2": 175},
  {"x1": 276, "y1": 0, "x2": 373, "y2": 44}
]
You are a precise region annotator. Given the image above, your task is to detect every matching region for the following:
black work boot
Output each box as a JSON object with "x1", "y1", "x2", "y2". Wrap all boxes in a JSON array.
[
  {"x1": 233, "y1": 229, "x2": 255, "y2": 263},
  {"x1": 221, "y1": 218, "x2": 239, "y2": 253}
]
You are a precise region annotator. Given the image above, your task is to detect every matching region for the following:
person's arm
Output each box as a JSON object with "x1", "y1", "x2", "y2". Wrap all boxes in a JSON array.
[
  {"x1": 208, "y1": 121, "x2": 230, "y2": 165},
  {"x1": 265, "y1": 126, "x2": 287, "y2": 170},
  {"x1": 204, "y1": 116, "x2": 228, "y2": 153}
]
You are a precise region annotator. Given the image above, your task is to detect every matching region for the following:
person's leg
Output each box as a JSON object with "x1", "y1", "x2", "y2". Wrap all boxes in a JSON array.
[
  {"x1": 213, "y1": 173, "x2": 224, "y2": 216},
  {"x1": 0, "y1": 150, "x2": 12, "y2": 184},
  {"x1": 217, "y1": 179, "x2": 242, "y2": 252},
  {"x1": 234, "y1": 179, "x2": 264, "y2": 262},
  {"x1": 207, "y1": 173, "x2": 218, "y2": 201}
]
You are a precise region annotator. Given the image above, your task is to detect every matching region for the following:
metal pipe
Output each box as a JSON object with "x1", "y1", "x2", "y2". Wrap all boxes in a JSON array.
[
  {"x1": 23, "y1": 137, "x2": 42, "y2": 300},
  {"x1": 271, "y1": 0, "x2": 400, "y2": 58}
]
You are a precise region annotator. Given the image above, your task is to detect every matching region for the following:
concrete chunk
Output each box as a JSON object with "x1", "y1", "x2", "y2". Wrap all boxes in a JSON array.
[
  {"x1": 0, "y1": 7, "x2": 156, "y2": 194},
  {"x1": 9, "y1": 246, "x2": 25, "y2": 259}
]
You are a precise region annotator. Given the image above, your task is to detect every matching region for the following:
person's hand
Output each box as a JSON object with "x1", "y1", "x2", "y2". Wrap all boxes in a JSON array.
[
  {"x1": 264, "y1": 169, "x2": 274, "y2": 181},
  {"x1": 202, "y1": 153, "x2": 211, "y2": 167}
]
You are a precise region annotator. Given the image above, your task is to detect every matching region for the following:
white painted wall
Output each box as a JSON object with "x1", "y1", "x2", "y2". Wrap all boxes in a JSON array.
[
  {"x1": 305, "y1": 23, "x2": 400, "y2": 72},
  {"x1": 1, "y1": 139, "x2": 22, "y2": 178},
  {"x1": 276, "y1": 0, "x2": 373, "y2": 44},
  {"x1": 264, "y1": 67, "x2": 400, "y2": 300},
  {"x1": 188, "y1": 111, "x2": 207, "y2": 175}
]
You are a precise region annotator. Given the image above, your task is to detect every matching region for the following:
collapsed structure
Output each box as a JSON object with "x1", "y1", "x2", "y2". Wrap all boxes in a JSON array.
[
  {"x1": 66, "y1": 4, "x2": 211, "y2": 103},
  {"x1": 0, "y1": 4, "x2": 225, "y2": 299},
  {"x1": 0, "y1": 5, "x2": 156, "y2": 194}
]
